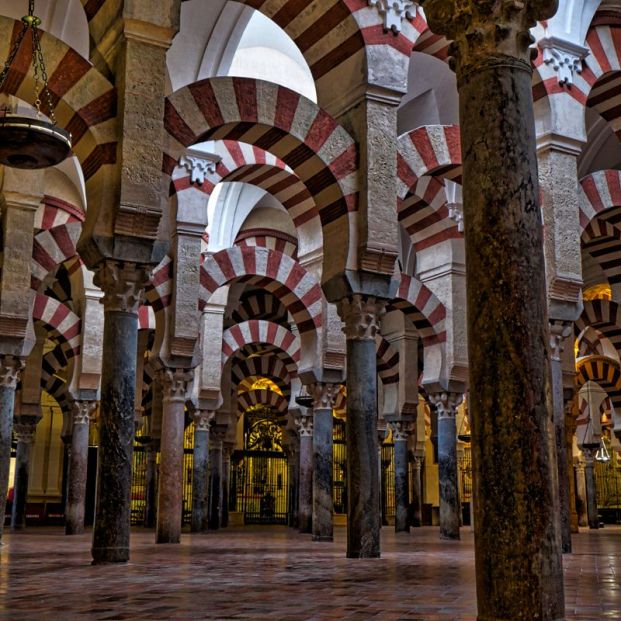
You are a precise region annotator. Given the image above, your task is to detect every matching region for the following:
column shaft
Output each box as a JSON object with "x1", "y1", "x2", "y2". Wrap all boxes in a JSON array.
[
  {"x1": 393, "y1": 435, "x2": 409, "y2": 533},
  {"x1": 144, "y1": 442, "x2": 158, "y2": 528},
  {"x1": 437, "y1": 411, "x2": 460, "y2": 540},
  {"x1": 191, "y1": 425, "x2": 210, "y2": 532},
  {"x1": 298, "y1": 428, "x2": 313, "y2": 534},
  {"x1": 11, "y1": 437, "x2": 33, "y2": 529},
  {"x1": 584, "y1": 457, "x2": 599, "y2": 530},
  {"x1": 312, "y1": 406, "x2": 333, "y2": 542},
  {"x1": 410, "y1": 458, "x2": 423, "y2": 527},
  {"x1": 221, "y1": 446, "x2": 231, "y2": 528},
  {"x1": 208, "y1": 439, "x2": 223, "y2": 530},
  {"x1": 574, "y1": 463, "x2": 588, "y2": 528}
]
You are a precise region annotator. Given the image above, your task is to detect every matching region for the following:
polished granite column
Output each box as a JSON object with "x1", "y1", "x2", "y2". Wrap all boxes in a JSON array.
[
  {"x1": 222, "y1": 441, "x2": 233, "y2": 528},
  {"x1": 337, "y1": 295, "x2": 385, "y2": 558},
  {"x1": 156, "y1": 368, "x2": 192, "y2": 544},
  {"x1": 91, "y1": 260, "x2": 148, "y2": 564},
  {"x1": 0, "y1": 356, "x2": 24, "y2": 541},
  {"x1": 574, "y1": 460, "x2": 588, "y2": 528},
  {"x1": 144, "y1": 439, "x2": 159, "y2": 528},
  {"x1": 550, "y1": 322, "x2": 573, "y2": 552},
  {"x1": 10, "y1": 417, "x2": 38, "y2": 530},
  {"x1": 296, "y1": 413, "x2": 313, "y2": 534},
  {"x1": 288, "y1": 431, "x2": 300, "y2": 529},
  {"x1": 430, "y1": 393, "x2": 462, "y2": 540},
  {"x1": 65, "y1": 402, "x2": 97, "y2": 535},
  {"x1": 389, "y1": 422, "x2": 411, "y2": 533},
  {"x1": 311, "y1": 383, "x2": 337, "y2": 542},
  {"x1": 410, "y1": 455, "x2": 423, "y2": 527},
  {"x1": 419, "y1": 1, "x2": 564, "y2": 617},
  {"x1": 208, "y1": 425, "x2": 226, "y2": 530},
  {"x1": 191, "y1": 410, "x2": 213, "y2": 533},
  {"x1": 583, "y1": 449, "x2": 599, "y2": 530}
]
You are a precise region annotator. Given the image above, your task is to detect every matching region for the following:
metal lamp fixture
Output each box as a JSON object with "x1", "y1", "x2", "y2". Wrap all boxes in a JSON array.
[
  {"x1": 595, "y1": 438, "x2": 611, "y2": 463},
  {"x1": 295, "y1": 384, "x2": 313, "y2": 408},
  {"x1": 0, "y1": 0, "x2": 71, "y2": 169}
]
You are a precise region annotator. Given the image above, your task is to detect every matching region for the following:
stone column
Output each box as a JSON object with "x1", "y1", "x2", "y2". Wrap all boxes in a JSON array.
[
  {"x1": 311, "y1": 383, "x2": 337, "y2": 542},
  {"x1": 65, "y1": 401, "x2": 97, "y2": 535},
  {"x1": 91, "y1": 261, "x2": 148, "y2": 564},
  {"x1": 565, "y1": 410, "x2": 579, "y2": 534},
  {"x1": 288, "y1": 431, "x2": 300, "y2": 529},
  {"x1": 208, "y1": 425, "x2": 226, "y2": 530},
  {"x1": 296, "y1": 413, "x2": 313, "y2": 534},
  {"x1": 410, "y1": 455, "x2": 423, "y2": 527},
  {"x1": 144, "y1": 439, "x2": 159, "y2": 528},
  {"x1": 10, "y1": 417, "x2": 38, "y2": 530},
  {"x1": 583, "y1": 449, "x2": 599, "y2": 530},
  {"x1": 419, "y1": 1, "x2": 564, "y2": 616},
  {"x1": 550, "y1": 322, "x2": 573, "y2": 553},
  {"x1": 389, "y1": 422, "x2": 411, "y2": 533},
  {"x1": 191, "y1": 410, "x2": 213, "y2": 533},
  {"x1": 430, "y1": 393, "x2": 462, "y2": 540},
  {"x1": 574, "y1": 460, "x2": 588, "y2": 528},
  {"x1": 156, "y1": 368, "x2": 192, "y2": 544},
  {"x1": 222, "y1": 441, "x2": 234, "y2": 528},
  {"x1": 0, "y1": 356, "x2": 24, "y2": 541},
  {"x1": 337, "y1": 295, "x2": 385, "y2": 558}
]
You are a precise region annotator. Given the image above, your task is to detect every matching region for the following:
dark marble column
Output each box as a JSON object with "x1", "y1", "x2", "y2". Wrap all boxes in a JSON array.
[
  {"x1": 430, "y1": 393, "x2": 462, "y2": 540},
  {"x1": 296, "y1": 414, "x2": 313, "y2": 534},
  {"x1": 222, "y1": 441, "x2": 233, "y2": 528},
  {"x1": 419, "y1": 1, "x2": 564, "y2": 617},
  {"x1": 288, "y1": 431, "x2": 300, "y2": 529},
  {"x1": 208, "y1": 425, "x2": 226, "y2": 530},
  {"x1": 574, "y1": 461, "x2": 588, "y2": 528},
  {"x1": 91, "y1": 260, "x2": 149, "y2": 564},
  {"x1": 410, "y1": 455, "x2": 423, "y2": 527},
  {"x1": 65, "y1": 402, "x2": 96, "y2": 535},
  {"x1": 0, "y1": 356, "x2": 24, "y2": 541},
  {"x1": 550, "y1": 322, "x2": 573, "y2": 553},
  {"x1": 337, "y1": 295, "x2": 385, "y2": 558},
  {"x1": 156, "y1": 368, "x2": 192, "y2": 544},
  {"x1": 10, "y1": 417, "x2": 38, "y2": 530},
  {"x1": 191, "y1": 410, "x2": 213, "y2": 532},
  {"x1": 390, "y1": 422, "x2": 411, "y2": 533},
  {"x1": 311, "y1": 383, "x2": 337, "y2": 542},
  {"x1": 144, "y1": 439, "x2": 159, "y2": 528},
  {"x1": 583, "y1": 449, "x2": 599, "y2": 530},
  {"x1": 565, "y1": 412, "x2": 579, "y2": 534}
]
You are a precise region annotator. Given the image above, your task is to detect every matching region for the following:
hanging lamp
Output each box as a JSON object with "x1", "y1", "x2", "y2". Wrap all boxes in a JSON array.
[
  {"x1": 0, "y1": 0, "x2": 71, "y2": 169},
  {"x1": 595, "y1": 438, "x2": 611, "y2": 463},
  {"x1": 295, "y1": 384, "x2": 313, "y2": 408}
]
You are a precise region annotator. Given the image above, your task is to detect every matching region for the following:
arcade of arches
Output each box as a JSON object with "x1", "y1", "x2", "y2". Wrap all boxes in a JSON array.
[{"x1": 1, "y1": 0, "x2": 621, "y2": 620}]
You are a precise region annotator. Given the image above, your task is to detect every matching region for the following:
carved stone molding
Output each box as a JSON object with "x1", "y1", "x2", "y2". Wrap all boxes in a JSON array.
[
  {"x1": 73, "y1": 401, "x2": 97, "y2": 426},
  {"x1": 368, "y1": 0, "x2": 415, "y2": 34},
  {"x1": 338, "y1": 294, "x2": 386, "y2": 341},
  {"x1": 178, "y1": 154, "x2": 218, "y2": 186},
  {"x1": 429, "y1": 392, "x2": 463, "y2": 419},
  {"x1": 310, "y1": 382, "x2": 339, "y2": 410},
  {"x1": 193, "y1": 409, "x2": 215, "y2": 432},
  {"x1": 539, "y1": 37, "x2": 588, "y2": 86},
  {"x1": 0, "y1": 355, "x2": 24, "y2": 389},
  {"x1": 389, "y1": 420, "x2": 412, "y2": 442},
  {"x1": 549, "y1": 320, "x2": 573, "y2": 362},
  {"x1": 295, "y1": 414, "x2": 313, "y2": 437},
  {"x1": 93, "y1": 260, "x2": 150, "y2": 314},
  {"x1": 157, "y1": 368, "x2": 194, "y2": 403},
  {"x1": 13, "y1": 420, "x2": 38, "y2": 444},
  {"x1": 448, "y1": 202, "x2": 464, "y2": 232},
  {"x1": 419, "y1": 0, "x2": 558, "y2": 74}
]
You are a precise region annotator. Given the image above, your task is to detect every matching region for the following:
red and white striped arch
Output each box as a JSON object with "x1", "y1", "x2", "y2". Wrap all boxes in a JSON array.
[
  {"x1": 410, "y1": 10, "x2": 452, "y2": 63},
  {"x1": 389, "y1": 273, "x2": 447, "y2": 346},
  {"x1": 145, "y1": 255, "x2": 173, "y2": 313},
  {"x1": 238, "y1": 375, "x2": 290, "y2": 399},
  {"x1": 164, "y1": 78, "x2": 357, "y2": 235},
  {"x1": 235, "y1": 228, "x2": 298, "y2": 259},
  {"x1": 138, "y1": 305, "x2": 156, "y2": 331},
  {"x1": 576, "y1": 300, "x2": 621, "y2": 360},
  {"x1": 376, "y1": 335, "x2": 399, "y2": 385},
  {"x1": 576, "y1": 325, "x2": 618, "y2": 361},
  {"x1": 222, "y1": 320, "x2": 300, "y2": 369},
  {"x1": 237, "y1": 388, "x2": 288, "y2": 417},
  {"x1": 580, "y1": 170, "x2": 621, "y2": 231},
  {"x1": 32, "y1": 293, "x2": 81, "y2": 358},
  {"x1": 232, "y1": 355, "x2": 294, "y2": 387},
  {"x1": 201, "y1": 246, "x2": 322, "y2": 334}
]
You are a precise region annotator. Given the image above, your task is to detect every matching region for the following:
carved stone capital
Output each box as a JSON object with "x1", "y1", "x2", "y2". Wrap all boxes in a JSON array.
[
  {"x1": 13, "y1": 418, "x2": 38, "y2": 444},
  {"x1": 549, "y1": 320, "x2": 572, "y2": 362},
  {"x1": 157, "y1": 368, "x2": 194, "y2": 403},
  {"x1": 582, "y1": 448, "x2": 596, "y2": 464},
  {"x1": 310, "y1": 382, "x2": 339, "y2": 410},
  {"x1": 429, "y1": 392, "x2": 463, "y2": 419},
  {"x1": 389, "y1": 420, "x2": 412, "y2": 442},
  {"x1": 72, "y1": 401, "x2": 97, "y2": 426},
  {"x1": 419, "y1": 0, "x2": 558, "y2": 75},
  {"x1": 0, "y1": 355, "x2": 24, "y2": 389},
  {"x1": 368, "y1": 0, "x2": 416, "y2": 34},
  {"x1": 539, "y1": 37, "x2": 588, "y2": 86},
  {"x1": 338, "y1": 294, "x2": 386, "y2": 341},
  {"x1": 93, "y1": 260, "x2": 150, "y2": 314},
  {"x1": 193, "y1": 409, "x2": 215, "y2": 432},
  {"x1": 210, "y1": 424, "x2": 228, "y2": 443},
  {"x1": 178, "y1": 153, "x2": 218, "y2": 186},
  {"x1": 295, "y1": 414, "x2": 313, "y2": 437}
]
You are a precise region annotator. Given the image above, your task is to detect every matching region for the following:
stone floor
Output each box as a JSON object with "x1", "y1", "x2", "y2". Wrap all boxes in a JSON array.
[{"x1": 0, "y1": 525, "x2": 619, "y2": 620}]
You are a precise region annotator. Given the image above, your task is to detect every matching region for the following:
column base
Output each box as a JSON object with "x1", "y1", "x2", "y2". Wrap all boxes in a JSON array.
[
  {"x1": 440, "y1": 532, "x2": 460, "y2": 541},
  {"x1": 91, "y1": 547, "x2": 129, "y2": 564},
  {"x1": 156, "y1": 534, "x2": 181, "y2": 544},
  {"x1": 65, "y1": 524, "x2": 84, "y2": 536},
  {"x1": 312, "y1": 535, "x2": 333, "y2": 542}
]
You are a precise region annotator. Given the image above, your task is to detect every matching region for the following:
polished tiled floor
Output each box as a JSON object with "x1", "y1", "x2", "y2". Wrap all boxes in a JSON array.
[{"x1": 0, "y1": 525, "x2": 619, "y2": 620}]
